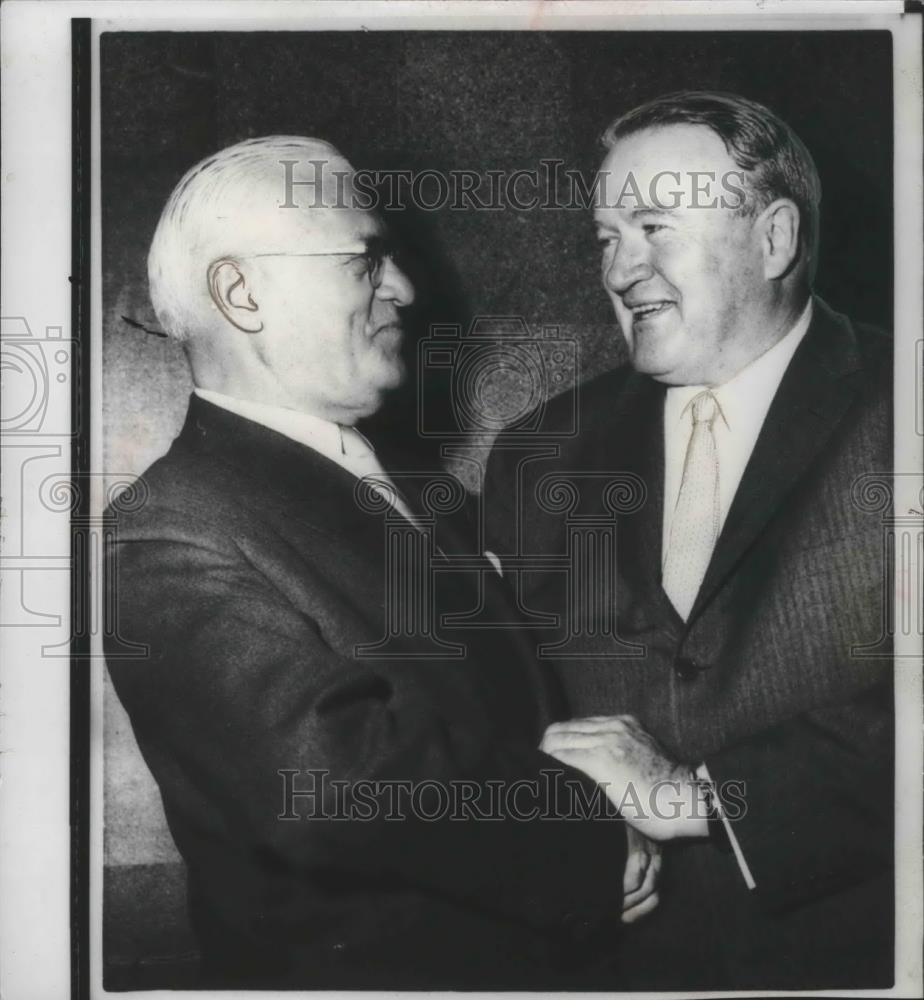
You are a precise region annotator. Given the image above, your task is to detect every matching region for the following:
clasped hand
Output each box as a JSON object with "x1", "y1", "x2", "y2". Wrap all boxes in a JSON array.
[
  {"x1": 541, "y1": 715, "x2": 711, "y2": 922},
  {"x1": 541, "y1": 715, "x2": 709, "y2": 842}
]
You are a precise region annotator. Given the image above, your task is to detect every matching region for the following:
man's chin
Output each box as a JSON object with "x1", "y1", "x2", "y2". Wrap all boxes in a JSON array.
[
  {"x1": 380, "y1": 355, "x2": 407, "y2": 390},
  {"x1": 628, "y1": 347, "x2": 671, "y2": 375},
  {"x1": 626, "y1": 330, "x2": 689, "y2": 381}
]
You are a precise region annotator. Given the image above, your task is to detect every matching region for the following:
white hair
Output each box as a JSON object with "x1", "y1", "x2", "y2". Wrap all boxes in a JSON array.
[{"x1": 147, "y1": 135, "x2": 347, "y2": 343}]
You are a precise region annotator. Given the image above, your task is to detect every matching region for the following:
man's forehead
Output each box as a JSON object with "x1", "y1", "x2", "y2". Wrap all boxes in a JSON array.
[
  {"x1": 239, "y1": 204, "x2": 383, "y2": 254},
  {"x1": 592, "y1": 123, "x2": 744, "y2": 220},
  {"x1": 600, "y1": 123, "x2": 736, "y2": 175},
  {"x1": 312, "y1": 205, "x2": 384, "y2": 242}
]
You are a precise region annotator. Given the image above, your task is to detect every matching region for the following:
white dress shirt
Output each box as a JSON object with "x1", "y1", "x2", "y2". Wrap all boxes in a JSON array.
[
  {"x1": 661, "y1": 299, "x2": 813, "y2": 890},
  {"x1": 193, "y1": 388, "x2": 421, "y2": 529}
]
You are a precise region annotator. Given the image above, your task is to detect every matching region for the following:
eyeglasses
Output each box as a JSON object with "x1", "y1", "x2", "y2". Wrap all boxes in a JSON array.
[{"x1": 237, "y1": 236, "x2": 402, "y2": 289}]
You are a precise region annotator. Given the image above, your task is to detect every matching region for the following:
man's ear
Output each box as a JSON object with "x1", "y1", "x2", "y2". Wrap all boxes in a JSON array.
[
  {"x1": 758, "y1": 199, "x2": 801, "y2": 281},
  {"x1": 207, "y1": 258, "x2": 264, "y2": 333}
]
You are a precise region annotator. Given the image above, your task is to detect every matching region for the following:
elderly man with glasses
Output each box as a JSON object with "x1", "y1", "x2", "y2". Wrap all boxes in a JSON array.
[{"x1": 105, "y1": 136, "x2": 640, "y2": 991}]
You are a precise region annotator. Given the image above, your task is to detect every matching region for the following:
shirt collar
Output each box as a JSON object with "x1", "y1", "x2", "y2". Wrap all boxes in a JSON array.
[
  {"x1": 665, "y1": 298, "x2": 813, "y2": 432},
  {"x1": 193, "y1": 387, "x2": 357, "y2": 460}
]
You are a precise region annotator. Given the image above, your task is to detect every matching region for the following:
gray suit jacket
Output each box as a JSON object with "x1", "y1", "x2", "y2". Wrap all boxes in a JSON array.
[{"x1": 105, "y1": 395, "x2": 628, "y2": 990}]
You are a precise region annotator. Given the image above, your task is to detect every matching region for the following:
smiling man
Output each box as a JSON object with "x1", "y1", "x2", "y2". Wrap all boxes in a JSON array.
[
  {"x1": 105, "y1": 136, "x2": 634, "y2": 990},
  {"x1": 593, "y1": 121, "x2": 809, "y2": 390},
  {"x1": 485, "y1": 92, "x2": 894, "y2": 989}
]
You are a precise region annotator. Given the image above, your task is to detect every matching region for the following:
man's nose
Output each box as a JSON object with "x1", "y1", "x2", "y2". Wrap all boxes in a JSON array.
[
  {"x1": 376, "y1": 257, "x2": 415, "y2": 307},
  {"x1": 602, "y1": 238, "x2": 653, "y2": 296}
]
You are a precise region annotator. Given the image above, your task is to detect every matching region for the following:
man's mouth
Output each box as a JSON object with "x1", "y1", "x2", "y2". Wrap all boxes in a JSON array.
[
  {"x1": 373, "y1": 322, "x2": 403, "y2": 338},
  {"x1": 372, "y1": 324, "x2": 404, "y2": 358},
  {"x1": 627, "y1": 301, "x2": 674, "y2": 320}
]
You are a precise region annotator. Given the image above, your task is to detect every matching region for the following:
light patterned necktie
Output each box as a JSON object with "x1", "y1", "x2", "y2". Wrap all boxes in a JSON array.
[{"x1": 662, "y1": 390, "x2": 721, "y2": 621}]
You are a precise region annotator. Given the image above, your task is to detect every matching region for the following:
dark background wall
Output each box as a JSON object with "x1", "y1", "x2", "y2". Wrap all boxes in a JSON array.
[
  {"x1": 102, "y1": 30, "x2": 893, "y2": 479},
  {"x1": 101, "y1": 28, "x2": 893, "y2": 987}
]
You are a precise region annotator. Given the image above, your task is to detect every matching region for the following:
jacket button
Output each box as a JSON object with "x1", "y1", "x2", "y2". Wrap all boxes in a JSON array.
[{"x1": 673, "y1": 656, "x2": 700, "y2": 682}]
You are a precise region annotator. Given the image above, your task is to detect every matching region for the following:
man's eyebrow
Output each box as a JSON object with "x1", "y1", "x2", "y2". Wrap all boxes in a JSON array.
[
  {"x1": 592, "y1": 207, "x2": 677, "y2": 229},
  {"x1": 355, "y1": 232, "x2": 388, "y2": 252},
  {"x1": 630, "y1": 207, "x2": 678, "y2": 219}
]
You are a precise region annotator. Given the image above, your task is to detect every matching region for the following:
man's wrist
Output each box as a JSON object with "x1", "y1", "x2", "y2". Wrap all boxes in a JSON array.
[
  {"x1": 642, "y1": 766, "x2": 710, "y2": 840},
  {"x1": 682, "y1": 767, "x2": 711, "y2": 838},
  {"x1": 690, "y1": 765, "x2": 733, "y2": 851}
]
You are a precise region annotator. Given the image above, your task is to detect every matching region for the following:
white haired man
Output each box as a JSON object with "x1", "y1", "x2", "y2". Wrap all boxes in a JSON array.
[{"x1": 105, "y1": 137, "x2": 640, "y2": 990}]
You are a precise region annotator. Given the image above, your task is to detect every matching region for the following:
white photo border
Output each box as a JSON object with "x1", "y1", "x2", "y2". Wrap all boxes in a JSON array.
[{"x1": 1, "y1": 3, "x2": 920, "y2": 999}]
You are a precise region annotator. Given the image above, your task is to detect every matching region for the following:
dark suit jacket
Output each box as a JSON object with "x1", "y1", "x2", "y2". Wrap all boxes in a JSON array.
[
  {"x1": 105, "y1": 395, "x2": 628, "y2": 990},
  {"x1": 484, "y1": 299, "x2": 894, "y2": 990}
]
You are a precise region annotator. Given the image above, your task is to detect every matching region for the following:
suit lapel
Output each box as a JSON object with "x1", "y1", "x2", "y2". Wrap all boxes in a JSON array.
[
  {"x1": 599, "y1": 374, "x2": 681, "y2": 625},
  {"x1": 179, "y1": 395, "x2": 394, "y2": 548},
  {"x1": 690, "y1": 299, "x2": 866, "y2": 619},
  {"x1": 180, "y1": 396, "x2": 473, "y2": 570}
]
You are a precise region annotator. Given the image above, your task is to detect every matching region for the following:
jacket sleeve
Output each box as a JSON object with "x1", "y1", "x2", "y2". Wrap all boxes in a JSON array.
[
  {"x1": 105, "y1": 507, "x2": 626, "y2": 948},
  {"x1": 703, "y1": 680, "x2": 893, "y2": 912}
]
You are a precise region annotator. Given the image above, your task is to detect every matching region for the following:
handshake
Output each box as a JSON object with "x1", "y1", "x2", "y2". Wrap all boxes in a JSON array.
[{"x1": 541, "y1": 714, "x2": 712, "y2": 924}]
